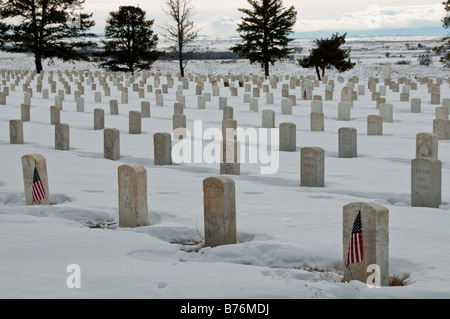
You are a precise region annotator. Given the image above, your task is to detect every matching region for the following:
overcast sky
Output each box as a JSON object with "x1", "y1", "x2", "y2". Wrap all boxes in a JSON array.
[{"x1": 82, "y1": 0, "x2": 446, "y2": 36}]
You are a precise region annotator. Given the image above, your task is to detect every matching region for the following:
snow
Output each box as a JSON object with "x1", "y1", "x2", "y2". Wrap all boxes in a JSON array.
[{"x1": 1, "y1": 37, "x2": 450, "y2": 300}]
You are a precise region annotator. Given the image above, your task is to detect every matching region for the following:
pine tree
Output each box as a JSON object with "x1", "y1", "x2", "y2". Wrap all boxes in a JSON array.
[
  {"x1": 161, "y1": 0, "x2": 201, "y2": 78},
  {"x1": 433, "y1": 1, "x2": 450, "y2": 66},
  {"x1": 99, "y1": 6, "x2": 161, "y2": 74},
  {"x1": 230, "y1": 0, "x2": 297, "y2": 77},
  {"x1": 299, "y1": 33, "x2": 355, "y2": 81},
  {"x1": 0, "y1": 0, "x2": 95, "y2": 73}
]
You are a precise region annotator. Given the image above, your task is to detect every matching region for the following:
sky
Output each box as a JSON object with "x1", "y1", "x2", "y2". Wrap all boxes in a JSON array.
[{"x1": 80, "y1": 0, "x2": 447, "y2": 37}]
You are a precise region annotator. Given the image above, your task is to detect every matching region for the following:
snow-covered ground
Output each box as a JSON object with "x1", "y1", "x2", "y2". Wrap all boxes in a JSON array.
[{"x1": 1, "y1": 37, "x2": 450, "y2": 300}]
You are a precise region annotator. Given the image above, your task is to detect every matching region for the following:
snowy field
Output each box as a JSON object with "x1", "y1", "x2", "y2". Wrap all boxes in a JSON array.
[{"x1": 1, "y1": 37, "x2": 450, "y2": 300}]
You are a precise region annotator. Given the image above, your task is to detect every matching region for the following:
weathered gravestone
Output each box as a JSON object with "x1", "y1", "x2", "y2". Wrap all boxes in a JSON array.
[
  {"x1": 300, "y1": 147, "x2": 325, "y2": 187},
  {"x1": 338, "y1": 102, "x2": 351, "y2": 121},
  {"x1": 94, "y1": 108, "x2": 104, "y2": 130},
  {"x1": 9, "y1": 119, "x2": 24, "y2": 144},
  {"x1": 367, "y1": 115, "x2": 383, "y2": 136},
  {"x1": 55, "y1": 123, "x2": 70, "y2": 150},
  {"x1": 22, "y1": 153, "x2": 50, "y2": 205},
  {"x1": 433, "y1": 119, "x2": 450, "y2": 140},
  {"x1": 379, "y1": 103, "x2": 393, "y2": 123},
  {"x1": 338, "y1": 127, "x2": 357, "y2": 158},
  {"x1": 118, "y1": 164, "x2": 150, "y2": 227},
  {"x1": 411, "y1": 157, "x2": 441, "y2": 208},
  {"x1": 141, "y1": 101, "x2": 151, "y2": 117},
  {"x1": 411, "y1": 98, "x2": 421, "y2": 113},
  {"x1": 279, "y1": 122, "x2": 296, "y2": 152},
  {"x1": 416, "y1": 132, "x2": 438, "y2": 159},
  {"x1": 203, "y1": 176, "x2": 237, "y2": 247},
  {"x1": 262, "y1": 110, "x2": 275, "y2": 128},
  {"x1": 223, "y1": 106, "x2": 234, "y2": 120},
  {"x1": 342, "y1": 202, "x2": 389, "y2": 287},
  {"x1": 129, "y1": 111, "x2": 141, "y2": 134},
  {"x1": 104, "y1": 128, "x2": 120, "y2": 160},
  {"x1": 310, "y1": 112, "x2": 324, "y2": 132},
  {"x1": 154, "y1": 132, "x2": 172, "y2": 165}
]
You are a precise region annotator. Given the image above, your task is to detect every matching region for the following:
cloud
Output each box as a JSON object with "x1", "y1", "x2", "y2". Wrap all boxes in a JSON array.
[
  {"x1": 200, "y1": 15, "x2": 238, "y2": 37},
  {"x1": 295, "y1": 3, "x2": 444, "y2": 32}
]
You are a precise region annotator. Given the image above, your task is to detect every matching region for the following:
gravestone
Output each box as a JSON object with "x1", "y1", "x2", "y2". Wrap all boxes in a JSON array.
[
  {"x1": 94, "y1": 108, "x2": 104, "y2": 130},
  {"x1": 300, "y1": 147, "x2": 325, "y2": 187},
  {"x1": 154, "y1": 132, "x2": 172, "y2": 165},
  {"x1": 110, "y1": 100, "x2": 119, "y2": 115},
  {"x1": 431, "y1": 85, "x2": 440, "y2": 105},
  {"x1": 121, "y1": 92, "x2": 128, "y2": 104},
  {"x1": 416, "y1": 132, "x2": 438, "y2": 159},
  {"x1": 50, "y1": 106, "x2": 60, "y2": 125},
  {"x1": 95, "y1": 91, "x2": 102, "y2": 103},
  {"x1": 9, "y1": 119, "x2": 24, "y2": 144},
  {"x1": 250, "y1": 98, "x2": 258, "y2": 112},
  {"x1": 436, "y1": 106, "x2": 448, "y2": 120},
  {"x1": 338, "y1": 102, "x2": 351, "y2": 121},
  {"x1": 411, "y1": 98, "x2": 421, "y2": 113},
  {"x1": 55, "y1": 123, "x2": 70, "y2": 150},
  {"x1": 173, "y1": 114, "x2": 187, "y2": 139},
  {"x1": 338, "y1": 127, "x2": 357, "y2": 158},
  {"x1": 220, "y1": 138, "x2": 240, "y2": 175},
  {"x1": 219, "y1": 97, "x2": 227, "y2": 110},
  {"x1": 156, "y1": 93, "x2": 164, "y2": 106},
  {"x1": 174, "y1": 102, "x2": 184, "y2": 115},
  {"x1": 198, "y1": 96, "x2": 206, "y2": 109},
  {"x1": 22, "y1": 153, "x2": 50, "y2": 205},
  {"x1": 433, "y1": 119, "x2": 449, "y2": 140},
  {"x1": 411, "y1": 157, "x2": 441, "y2": 208},
  {"x1": 203, "y1": 176, "x2": 237, "y2": 247},
  {"x1": 379, "y1": 103, "x2": 393, "y2": 123},
  {"x1": 310, "y1": 112, "x2": 324, "y2": 131},
  {"x1": 367, "y1": 115, "x2": 383, "y2": 136},
  {"x1": 311, "y1": 100, "x2": 323, "y2": 113},
  {"x1": 76, "y1": 97, "x2": 84, "y2": 112},
  {"x1": 262, "y1": 109, "x2": 275, "y2": 128},
  {"x1": 223, "y1": 106, "x2": 234, "y2": 120},
  {"x1": 137, "y1": 101, "x2": 149, "y2": 118},
  {"x1": 21, "y1": 104, "x2": 30, "y2": 122},
  {"x1": 118, "y1": 164, "x2": 150, "y2": 227},
  {"x1": 129, "y1": 111, "x2": 142, "y2": 134},
  {"x1": 104, "y1": 128, "x2": 120, "y2": 160},
  {"x1": 266, "y1": 92, "x2": 274, "y2": 104},
  {"x1": 342, "y1": 202, "x2": 389, "y2": 286},
  {"x1": 281, "y1": 98, "x2": 293, "y2": 115},
  {"x1": 279, "y1": 122, "x2": 296, "y2": 152},
  {"x1": 341, "y1": 87, "x2": 353, "y2": 107},
  {"x1": 0, "y1": 92, "x2": 6, "y2": 105}
]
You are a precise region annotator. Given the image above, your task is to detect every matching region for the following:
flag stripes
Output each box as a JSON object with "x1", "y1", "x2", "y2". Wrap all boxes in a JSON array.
[
  {"x1": 345, "y1": 211, "x2": 364, "y2": 268},
  {"x1": 32, "y1": 167, "x2": 46, "y2": 204}
]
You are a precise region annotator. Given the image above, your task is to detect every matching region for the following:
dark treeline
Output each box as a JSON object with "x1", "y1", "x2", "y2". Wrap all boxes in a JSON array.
[{"x1": 158, "y1": 51, "x2": 244, "y2": 61}]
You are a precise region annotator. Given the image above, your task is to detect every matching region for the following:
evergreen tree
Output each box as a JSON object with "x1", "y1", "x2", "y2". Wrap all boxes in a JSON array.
[
  {"x1": 161, "y1": 0, "x2": 201, "y2": 78},
  {"x1": 99, "y1": 6, "x2": 161, "y2": 74},
  {"x1": 433, "y1": 1, "x2": 450, "y2": 66},
  {"x1": 230, "y1": 0, "x2": 297, "y2": 77},
  {"x1": 0, "y1": 0, "x2": 95, "y2": 73},
  {"x1": 299, "y1": 33, "x2": 355, "y2": 81}
]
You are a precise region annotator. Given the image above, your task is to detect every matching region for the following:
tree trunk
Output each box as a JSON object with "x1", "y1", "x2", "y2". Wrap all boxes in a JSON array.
[
  {"x1": 315, "y1": 65, "x2": 321, "y2": 81},
  {"x1": 35, "y1": 54, "x2": 43, "y2": 74},
  {"x1": 179, "y1": 54, "x2": 184, "y2": 78},
  {"x1": 264, "y1": 61, "x2": 269, "y2": 78}
]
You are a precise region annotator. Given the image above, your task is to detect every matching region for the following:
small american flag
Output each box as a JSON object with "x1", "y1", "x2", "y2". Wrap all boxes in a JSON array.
[
  {"x1": 345, "y1": 210, "x2": 364, "y2": 268},
  {"x1": 32, "y1": 167, "x2": 46, "y2": 204}
]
